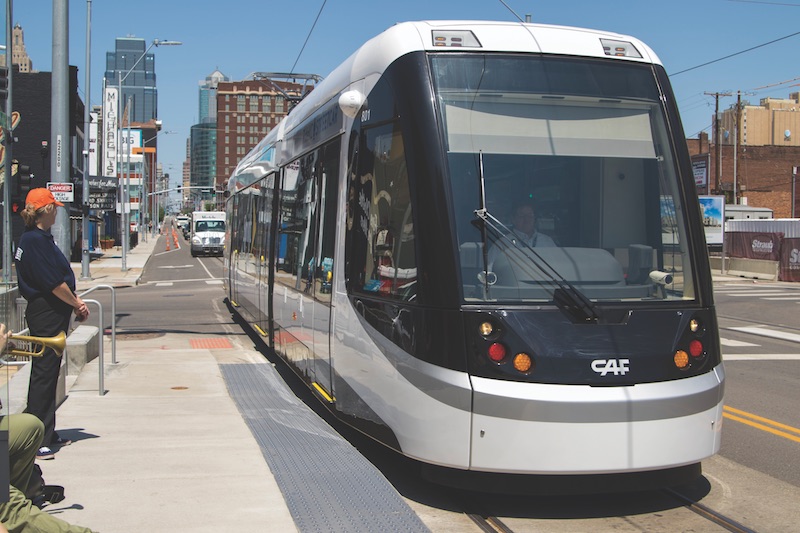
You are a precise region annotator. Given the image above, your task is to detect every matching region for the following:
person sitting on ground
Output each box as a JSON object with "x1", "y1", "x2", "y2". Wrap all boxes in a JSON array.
[{"x1": 0, "y1": 324, "x2": 96, "y2": 532}]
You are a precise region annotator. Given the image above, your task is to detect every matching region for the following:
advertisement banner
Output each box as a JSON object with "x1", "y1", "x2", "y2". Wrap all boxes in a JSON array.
[
  {"x1": 727, "y1": 232, "x2": 783, "y2": 261},
  {"x1": 779, "y1": 238, "x2": 800, "y2": 282},
  {"x1": 121, "y1": 129, "x2": 142, "y2": 156},
  {"x1": 102, "y1": 87, "x2": 118, "y2": 178},
  {"x1": 691, "y1": 155, "x2": 709, "y2": 189},
  {"x1": 698, "y1": 196, "x2": 724, "y2": 245}
]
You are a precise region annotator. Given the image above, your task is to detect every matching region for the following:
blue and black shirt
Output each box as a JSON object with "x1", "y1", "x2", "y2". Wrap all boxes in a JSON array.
[{"x1": 15, "y1": 227, "x2": 76, "y2": 313}]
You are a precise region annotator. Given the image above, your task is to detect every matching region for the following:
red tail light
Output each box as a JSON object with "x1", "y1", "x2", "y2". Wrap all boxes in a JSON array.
[
  {"x1": 487, "y1": 342, "x2": 506, "y2": 362},
  {"x1": 689, "y1": 339, "x2": 703, "y2": 358}
]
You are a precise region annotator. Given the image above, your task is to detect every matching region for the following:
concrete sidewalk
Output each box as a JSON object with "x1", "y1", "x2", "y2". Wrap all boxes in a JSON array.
[
  {"x1": 39, "y1": 331, "x2": 295, "y2": 532},
  {"x1": 38, "y1": 232, "x2": 297, "y2": 532}
]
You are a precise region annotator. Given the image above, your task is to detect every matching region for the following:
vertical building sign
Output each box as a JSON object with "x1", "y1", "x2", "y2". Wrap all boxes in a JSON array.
[
  {"x1": 88, "y1": 111, "x2": 99, "y2": 176},
  {"x1": 103, "y1": 87, "x2": 118, "y2": 177}
]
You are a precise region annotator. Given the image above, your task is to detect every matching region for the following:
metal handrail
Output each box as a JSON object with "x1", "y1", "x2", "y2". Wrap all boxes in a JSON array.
[
  {"x1": 81, "y1": 298, "x2": 105, "y2": 396},
  {"x1": 77, "y1": 284, "x2": 117, "y2": 364}
]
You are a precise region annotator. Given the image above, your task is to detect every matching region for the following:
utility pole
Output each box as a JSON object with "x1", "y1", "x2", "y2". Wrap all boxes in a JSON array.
[
  {"x1": 734, "y1": 90, "x2": 742, "y2": 205},
  {"x1": 51, "y1": 0, "x2": 70, "y2": 259},
  {"x1": 81, "y1": 0, "x2": 92, "y2": 280},
  {"x1": 3, "y1": 0, "x2": 13, "y2": 282},
  {"x1": 705, "y1": 91, "x2": 731, "y2": 195}
]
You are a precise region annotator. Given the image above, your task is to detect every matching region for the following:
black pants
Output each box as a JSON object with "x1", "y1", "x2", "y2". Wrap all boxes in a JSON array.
[{"x1": 24, "y1": 296, "x2": 72, "y2": 447}]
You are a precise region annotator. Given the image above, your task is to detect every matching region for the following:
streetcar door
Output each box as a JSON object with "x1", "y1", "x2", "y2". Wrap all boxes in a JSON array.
[
  {"x1": 311, "y1": 141, "x2": 340, "y2": 400},
  {"x1": 274, "y1": 140, "x2": 339, "y2": 401}
]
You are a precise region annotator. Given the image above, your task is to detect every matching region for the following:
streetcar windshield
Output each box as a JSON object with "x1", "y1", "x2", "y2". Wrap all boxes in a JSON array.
[{"x1": 432, "y1": 55, "x2": 695, "y2": 303}]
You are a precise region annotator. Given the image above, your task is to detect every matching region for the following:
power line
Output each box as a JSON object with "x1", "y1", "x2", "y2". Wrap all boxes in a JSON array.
[
  {"x1": 726, "y1": 0, "x2": 800, "y2": 6},
  {"x1": 670, "y1": 30, "x2": 800, "y2": 76},
  {"x1": 290, "y1": 0, "x2": 328, "y2": 74}
]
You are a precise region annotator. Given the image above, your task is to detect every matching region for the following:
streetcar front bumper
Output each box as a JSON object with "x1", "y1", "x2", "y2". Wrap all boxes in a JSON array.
[{"x1": 468, "y1": 364, "x2": 725, "y2": 474}]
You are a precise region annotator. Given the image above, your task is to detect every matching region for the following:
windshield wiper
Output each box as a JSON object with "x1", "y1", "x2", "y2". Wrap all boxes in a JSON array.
[
  {"x1": 472, "y1": 154, "x2": 599, "y2": 323},
  {"x1": 473, "y1": 209, "x2": 601, "y2": 324}
]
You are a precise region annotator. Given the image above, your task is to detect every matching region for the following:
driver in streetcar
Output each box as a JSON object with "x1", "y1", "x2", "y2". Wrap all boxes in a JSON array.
[{"x1": 487, "y1": 202, "x2": 556, "y2": 272}]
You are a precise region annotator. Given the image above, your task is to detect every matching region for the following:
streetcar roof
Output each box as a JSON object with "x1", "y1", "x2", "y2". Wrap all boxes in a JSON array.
[{"x1": 230, "y1": 20, "x2": 661, "y2": 188}]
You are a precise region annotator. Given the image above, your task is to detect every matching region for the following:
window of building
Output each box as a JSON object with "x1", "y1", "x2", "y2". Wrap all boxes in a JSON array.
[{"x1": 276, "y1": 97, "x2": 284, "y2": 113}]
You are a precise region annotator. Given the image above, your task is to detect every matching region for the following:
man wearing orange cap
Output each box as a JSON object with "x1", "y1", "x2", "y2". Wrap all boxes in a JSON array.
[{"x1": 13, "y1": 188, "x2": 89, "y2": 461}]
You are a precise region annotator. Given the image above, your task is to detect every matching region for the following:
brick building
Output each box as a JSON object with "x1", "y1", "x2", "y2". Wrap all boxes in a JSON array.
[
  {"x1": 215, "y1": 76, "x2": 313, "y2": 188},
  {"x1": 689, "y1": 92, "x2": 800, "y2": 218},
  {"x1": 688, "y1": 136, "x2": 800, "y2": 218}
]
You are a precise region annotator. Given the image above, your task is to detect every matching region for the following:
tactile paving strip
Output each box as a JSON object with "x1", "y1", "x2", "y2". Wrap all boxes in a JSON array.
[
  {"x1": 221, "y1": 363, "x2": 430, "y2": 533},
  {"x1": 190, "y1": 337, "x2": 233, "y2": 349}
]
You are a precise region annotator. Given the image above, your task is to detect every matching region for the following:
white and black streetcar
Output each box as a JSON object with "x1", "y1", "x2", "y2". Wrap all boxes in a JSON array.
[{"x1": 224, "y1": 20, "x2": 724, "y2": 492}]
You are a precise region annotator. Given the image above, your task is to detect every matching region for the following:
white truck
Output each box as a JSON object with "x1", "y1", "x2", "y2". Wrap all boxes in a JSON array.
[{"x1": 190, "y1": 211, "x2": 226, "y2": 257}]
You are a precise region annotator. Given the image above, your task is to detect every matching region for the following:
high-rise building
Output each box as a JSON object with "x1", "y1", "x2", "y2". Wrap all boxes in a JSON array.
[
  {"x1": 10, "y1": 23, "x2": 34, "y2": 72},
  {"x1": 190, "y1": 123, "x2": 217, "y2": 199},
  {"x1": 185, "y1": 70, "x2": 228, "y2": 208},
  {"x1": 182, "y1": 138, "x2": 191, "y2": 207},
  {"x1": 199, "y1": 69, "x2": 229, "y2": 124},
  {"x1": 103, "y1": 37, "x2": 158, "y2": 124}
]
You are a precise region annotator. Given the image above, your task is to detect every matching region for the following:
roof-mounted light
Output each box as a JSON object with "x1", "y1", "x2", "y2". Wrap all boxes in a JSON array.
[
  {"x1": 432, "y1": 30, "x2": 482, "y2": 48},
  {"x1": 600, "y1": 39, "x2": 642, "y2": 58}
]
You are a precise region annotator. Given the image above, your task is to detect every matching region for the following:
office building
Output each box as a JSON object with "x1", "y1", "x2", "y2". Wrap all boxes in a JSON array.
[{"x1": 103, "y1": 37, "x2": 158, "y2": 124}]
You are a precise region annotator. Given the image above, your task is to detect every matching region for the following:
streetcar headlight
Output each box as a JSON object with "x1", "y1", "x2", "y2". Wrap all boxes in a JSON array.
[
  {"x1": 689, "y1": 318, "x2": 704, "y2": 335},
  {"x1": 479, "y1": 321, "x2": 494, "y2": 337}
]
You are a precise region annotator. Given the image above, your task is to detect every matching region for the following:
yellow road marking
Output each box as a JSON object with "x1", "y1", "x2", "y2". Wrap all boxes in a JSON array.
[{"x1": 723, "y1": 405, "x2": 800, "y2": 443}]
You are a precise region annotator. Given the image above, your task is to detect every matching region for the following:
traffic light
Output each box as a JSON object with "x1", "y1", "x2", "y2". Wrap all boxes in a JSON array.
[
  {"x1": 11, "y1": 159, "x2": 32, "y2": 203},
  {"x1": 0, "y1": 66, "x2": 8, "y2": 101}
]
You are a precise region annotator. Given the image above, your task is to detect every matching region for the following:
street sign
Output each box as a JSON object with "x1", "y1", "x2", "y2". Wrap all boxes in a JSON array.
[
  {"x1": 47, "y1": 182, "x2": 74, "y2": 203},
  {"x1": 88, "y1": 191, "x2": 116, "y2": 210}
]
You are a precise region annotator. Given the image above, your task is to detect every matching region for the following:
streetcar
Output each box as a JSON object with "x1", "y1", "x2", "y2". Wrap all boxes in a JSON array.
[{"x1": 224, "y1": 20, "x2": 724, "y2": 492}]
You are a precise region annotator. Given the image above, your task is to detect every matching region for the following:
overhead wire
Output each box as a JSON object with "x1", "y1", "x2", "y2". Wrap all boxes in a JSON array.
[
  {"x1": 290, "y1": 0, "x2": 328, "y2": 74},
  {"x1": 670, "y1": 30, "x2": 800, "y2": 76}
]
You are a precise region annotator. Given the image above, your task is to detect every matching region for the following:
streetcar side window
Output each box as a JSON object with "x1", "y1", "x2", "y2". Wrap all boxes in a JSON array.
[{"x1": 346, "y1": 123, "x2": 417, "y2": 301}]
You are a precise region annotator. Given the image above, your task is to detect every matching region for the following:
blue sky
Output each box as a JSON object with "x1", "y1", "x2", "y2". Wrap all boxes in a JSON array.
[{"x1": 6, "y1": 0, "x2": 800, "y2": 189}]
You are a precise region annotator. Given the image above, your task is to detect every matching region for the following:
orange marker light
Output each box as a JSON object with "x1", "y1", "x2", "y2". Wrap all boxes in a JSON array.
[
  {"x1": 513, "y1": 353, "x2": 533, "y2": 373},
  {"x1": 674, "y1": 350, "x2": 689, "y2": 369}
]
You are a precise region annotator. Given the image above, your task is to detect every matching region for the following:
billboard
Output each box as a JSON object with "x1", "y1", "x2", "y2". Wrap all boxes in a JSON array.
[{"x1": 698, "y1": 196, "x2": 725, "y2": 245}]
